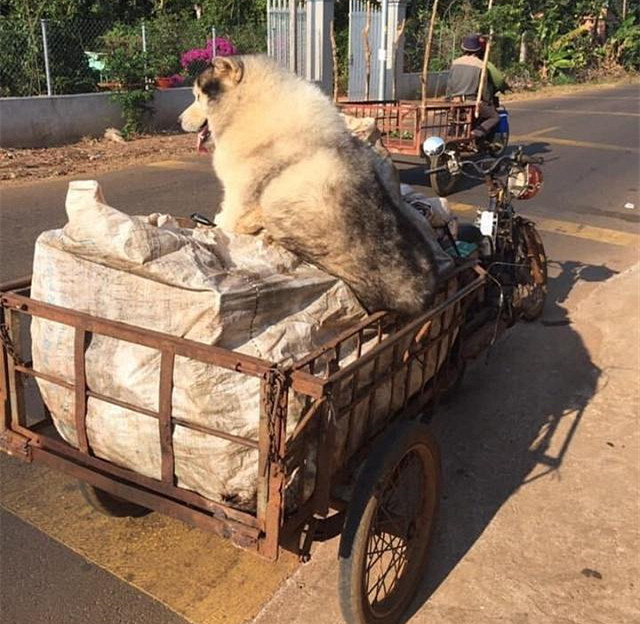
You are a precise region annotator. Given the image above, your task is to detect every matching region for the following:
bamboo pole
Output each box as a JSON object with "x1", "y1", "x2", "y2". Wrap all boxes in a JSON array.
[
  {"x1": 475, "y1": 0, "x2": 494, "y2": 117},
  {"x1": 378, "y1": 0, "x2": 389, "y2": 100},
  {"x1": 363, "y1": 1, "x2": 372, "y2": 100},
  {"x1": 289, "y1": 0, "x2": 297, "y2": 73},
  {"x1": 421, "y1": 0, "x2": 439, "y2": 123},
  {"x1": 392, "y1": 17, "x2": 406, "y2": 100},
  {"x1": 330, "y1": 19, "x2": 339, "y2": 102}
]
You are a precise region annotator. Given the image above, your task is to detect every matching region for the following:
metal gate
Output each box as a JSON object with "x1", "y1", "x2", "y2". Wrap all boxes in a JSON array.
[
  {"x1": 348, "y1": 0, "x2": 384, "y2": 100},
  {"x1": 267, "y1": 0, "x2": 308, "y2": 76}
]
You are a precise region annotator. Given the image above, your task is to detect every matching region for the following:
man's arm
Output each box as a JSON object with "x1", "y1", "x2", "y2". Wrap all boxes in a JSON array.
[{"x1": 487, "y1": 62, "x2": 509, "y2": 92}]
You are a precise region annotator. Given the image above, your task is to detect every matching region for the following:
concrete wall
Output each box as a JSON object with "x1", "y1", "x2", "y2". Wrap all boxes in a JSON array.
[
  {"x1": 0, "y1": 74, "x2": 449, "y2": 148},
  {"x1": 0, "y1": 87, "x2": 194, "y2": 148},
  {"x1": 396, "y1": 71, "x2": 449, "y2": 100}
]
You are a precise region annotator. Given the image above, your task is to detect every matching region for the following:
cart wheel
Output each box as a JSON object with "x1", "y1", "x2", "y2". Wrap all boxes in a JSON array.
[
  {"x1": 429, "y1": 154, "x2": 458, "y2": 197},
  {"x1": 79, "y1": 482, "x2": 151, "y2": 518},
  {"x1": 515, "y1": 222, "x2": 548, "y2": 322},
  {"x1": 338, "y1": 421, "x2": 441, "y2": 624}
]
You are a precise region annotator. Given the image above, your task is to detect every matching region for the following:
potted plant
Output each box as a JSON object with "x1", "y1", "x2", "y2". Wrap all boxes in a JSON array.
[{"x1": 150, "y1": 51, "x2": 181, "y2": 88}]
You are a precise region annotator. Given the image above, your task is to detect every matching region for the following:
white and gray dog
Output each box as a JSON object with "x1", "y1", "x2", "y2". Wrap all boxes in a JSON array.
[{"x1": 180, "y1": 54, "x2": 439, "y2": 316}]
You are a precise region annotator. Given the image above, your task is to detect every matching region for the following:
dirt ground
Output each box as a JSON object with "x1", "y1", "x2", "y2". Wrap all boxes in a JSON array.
[
  {"x1": 2, "y1": 77, "x2": 636, "y2": 188},
  {"x1": 1, "y1": 132, "x2": 198, "y2": 186},
  {"x1": 501, "y1": 73, "x2": 639, "y2": 102}
]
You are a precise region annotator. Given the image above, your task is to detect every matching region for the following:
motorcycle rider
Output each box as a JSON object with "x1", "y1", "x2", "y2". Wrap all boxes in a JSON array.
[{"x1": 446, "y1": 33, "x2": 508, "y2": 141}]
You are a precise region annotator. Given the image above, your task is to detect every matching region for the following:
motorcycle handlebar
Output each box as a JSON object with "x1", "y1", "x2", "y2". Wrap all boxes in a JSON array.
[{"x1": 424, "y1": 151, "x2": 544, "y2": 177}]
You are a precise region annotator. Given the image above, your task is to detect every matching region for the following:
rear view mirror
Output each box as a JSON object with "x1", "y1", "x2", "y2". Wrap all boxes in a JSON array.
[{"x1": 422, "y1": 136, "x2": 445, "y2": 158}]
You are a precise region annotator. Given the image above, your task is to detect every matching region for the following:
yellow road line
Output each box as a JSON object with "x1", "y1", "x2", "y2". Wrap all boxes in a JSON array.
[
  {"x1": 511, "y1": 108, "x2": 640, "y2": 117},
  {"x1": 510, "y1": 95, "x2": 639, "y2": 101},
  {"x1": 147, "y1": 159, "x2": 209, "y2": 170},
  {"x1": 533, "y1": 216, "x2": 640, "y2": 248},
  {"x1": 448, "y1": 202, "x2": 477, "y2": 214},
  {"x1": 0, "y1": 455, "x2": 297, "y2": 624},
  {"x1": 449, "y1": 202, "x2": 640, "y2": 248},
  {"x1": 511, "y1": 134, "x2": 639, "y2": 153},
  {"x1": 522, "y1": 126, "x2": 561, "y2": 138}
]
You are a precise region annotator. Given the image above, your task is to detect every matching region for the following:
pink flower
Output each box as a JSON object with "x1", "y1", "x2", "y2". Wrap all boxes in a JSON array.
[
  {"x1": 180, "y1": 37, "x2": 237, "y2": 73},
  {"x1": 168, "y1": 74, "x2": 185, "y2": 87},
  {"x1": 180, "y1": 47, "x2": 210, "y2": 70},
  {"x1": 206, "y1": 37, "x2": 237, "y2": 57}
]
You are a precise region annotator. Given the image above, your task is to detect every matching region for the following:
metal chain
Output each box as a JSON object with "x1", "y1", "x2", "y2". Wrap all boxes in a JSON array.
[
  {"x1": 265, "y1": 368, "x2": 287, "y2": 471},
  {"x1": 0, "y1": 323, "x2": 25, "y2": 367}
]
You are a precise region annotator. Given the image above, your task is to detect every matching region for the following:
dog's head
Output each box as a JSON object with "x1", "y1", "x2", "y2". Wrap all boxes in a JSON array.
[{"x1": 179, "y1": 56, "x2": 245, "y2": 152}]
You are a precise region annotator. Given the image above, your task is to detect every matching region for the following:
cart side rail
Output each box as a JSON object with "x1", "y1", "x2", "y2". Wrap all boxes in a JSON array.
[
  {"x1": 338, "y1": 100, "x2": 475, "y2": 155},
  {"x1": 284, "y1": 266, "x2": 485, "y2": 526},
  {"x1": 0, "y1": 283, "x2": 287, "y2": 559}
]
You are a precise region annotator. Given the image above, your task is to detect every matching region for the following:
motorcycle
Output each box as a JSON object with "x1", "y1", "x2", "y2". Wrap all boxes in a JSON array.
[
  {"x1": 423, "y1": 136, "x2": 548, "y2": 383},
  {"x1": 428, "y1": 103, "x2": 510, "y2": 197}
]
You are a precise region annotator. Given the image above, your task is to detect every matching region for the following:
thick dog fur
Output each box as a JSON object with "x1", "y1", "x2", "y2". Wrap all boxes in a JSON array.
[{"x1": 180, "y1": 55, "x2": 438, "y2": 315}]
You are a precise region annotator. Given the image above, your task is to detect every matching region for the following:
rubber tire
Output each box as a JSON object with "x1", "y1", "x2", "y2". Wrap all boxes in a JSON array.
[
  {"x1": 429, "y1": 154, "x2": 458, "y2": 197},
  {"x1": 518, "y1": 223, "x2": 548, "y2": 322},
  {"x1": 79, "y1": 481, "x2": 152, "y2": 518},
  {"x1": 338, "y1": 421, "x2": 441, "y2": 624}
]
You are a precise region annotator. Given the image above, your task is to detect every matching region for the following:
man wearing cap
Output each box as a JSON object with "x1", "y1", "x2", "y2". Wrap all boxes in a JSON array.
[{"x1": 446, "y1": 33, "x2": 507, "y2": 141}]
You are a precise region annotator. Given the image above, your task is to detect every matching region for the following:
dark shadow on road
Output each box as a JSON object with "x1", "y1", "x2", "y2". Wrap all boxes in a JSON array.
[
  {"x1": 403, "y1": 259, "x2": 617, "y2": 622},
  {"x1": 517, "y1": 141, "x2": 554, "y2": 159}
]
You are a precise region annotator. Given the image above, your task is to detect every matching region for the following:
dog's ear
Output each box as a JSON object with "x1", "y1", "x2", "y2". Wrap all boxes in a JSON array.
[{"x1": 212, "y1": 56, "x2": 244, "y2": 84}]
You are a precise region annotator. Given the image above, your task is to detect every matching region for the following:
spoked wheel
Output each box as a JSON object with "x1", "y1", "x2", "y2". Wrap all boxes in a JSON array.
[
  {"x1": 429, "y1": 153, "x2": 459, "y2": 197},
  {"x1": 514, "y1": 220, "x2": 548, "y2": 321},
  {"x1": 339, "y1": 421, "x2": 440, "y2": 624},
  {"x1": 79, "y1": 481, "x2": 151, "y2": 518}
]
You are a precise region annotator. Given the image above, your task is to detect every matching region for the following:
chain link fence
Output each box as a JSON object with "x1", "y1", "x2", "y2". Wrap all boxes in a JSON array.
[
  {"x1": 0, "y1": 16, "x2": 266, "y2": 98},
  {"x1": 403, "y1": 4, "x2": 481, "y2": 75}
]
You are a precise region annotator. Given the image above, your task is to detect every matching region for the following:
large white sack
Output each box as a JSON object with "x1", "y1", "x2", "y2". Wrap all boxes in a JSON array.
[{"x1": 31, "y1": 180, "x2": 367, "y2": 510}]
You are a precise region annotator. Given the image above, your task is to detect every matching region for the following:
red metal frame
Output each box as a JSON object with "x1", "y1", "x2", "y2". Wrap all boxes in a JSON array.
[
  {"x1": 338, "y1": 100, "x2": 475, "y2": 156},
  {"x1": 0, "y1": 266, "x2": 485, "y2": 561}
]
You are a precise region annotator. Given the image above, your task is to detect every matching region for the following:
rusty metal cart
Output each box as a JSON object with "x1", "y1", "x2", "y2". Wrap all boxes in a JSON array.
[
  {"x1": 339, "y1": 99, "x2": 509, "y2": 197},
  {"x1": 0, "y1": 264, "x2": 486, "y2": 623},
  {"x1": 339, "y1": 99, "x2": 475, "y2": 156}
]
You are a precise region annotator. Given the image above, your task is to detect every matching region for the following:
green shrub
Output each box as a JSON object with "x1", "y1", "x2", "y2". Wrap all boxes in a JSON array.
[
  {"x1": 146, "y1": 13, "x2": 195, "y2": 78},
  {"x1": 103, "y1": 40, "x2": 155, "y2": 139},
  {"x1": 607, "y1": 16, "x2": 640, "y2": 72},
  {"x1": 0, "y1": 19, "x2": 42, "y2": 96},
  {"x1": 99, "y1": 23, "x2": 142, "y2": 60},
  {"x1": 113, "y1": 88, "x2": 155, "y2": 138}
]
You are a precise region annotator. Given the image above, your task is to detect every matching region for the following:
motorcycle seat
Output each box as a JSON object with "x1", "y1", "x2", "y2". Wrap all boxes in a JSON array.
[{"x1": 457, "y1": 223, "x2": 484, "y2": 244}]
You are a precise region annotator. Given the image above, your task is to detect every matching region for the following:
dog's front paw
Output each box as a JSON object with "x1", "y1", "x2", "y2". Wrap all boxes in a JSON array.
[{"x1": 233, "y1": 208, "x2": 265, "y2": 235}]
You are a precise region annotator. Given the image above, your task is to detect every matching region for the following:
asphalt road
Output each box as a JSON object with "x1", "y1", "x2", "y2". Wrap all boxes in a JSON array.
[
  {"x1": 0, "y1": 83, "x2": 638, "y2": 624},
  {"x1": 1, "y1": 84, "x2": 638, "y2": 283},
  {"x1": 0, "y1": 509, "x2": 185, "y2": 624}
]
